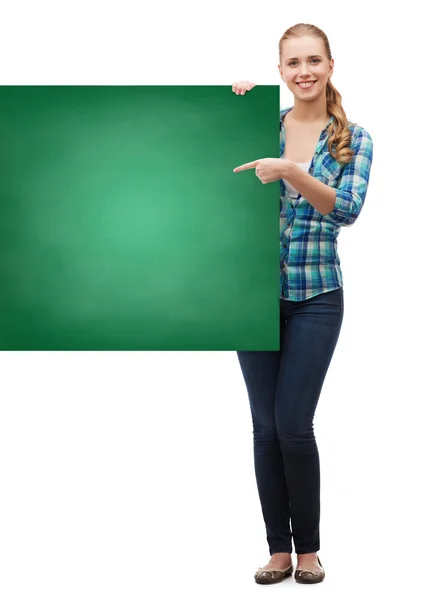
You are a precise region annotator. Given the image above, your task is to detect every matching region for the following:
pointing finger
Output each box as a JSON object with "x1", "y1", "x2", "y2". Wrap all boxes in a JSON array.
[{"x1": 233, "y1": 160, "x2": 259, "y2": 172}]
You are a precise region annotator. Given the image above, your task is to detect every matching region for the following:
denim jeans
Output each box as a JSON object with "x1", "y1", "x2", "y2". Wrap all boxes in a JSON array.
[{"x1": 237, "y1": 287, "x2": 344, "y2": 555}]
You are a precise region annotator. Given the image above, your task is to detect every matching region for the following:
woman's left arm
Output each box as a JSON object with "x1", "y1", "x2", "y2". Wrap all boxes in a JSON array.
[
  {"x1": 282, "y1": 129, "x2": 374, "y2": 224},
  {"x1": 280, "y1": 161, "x2": 337, "y2": 216}
]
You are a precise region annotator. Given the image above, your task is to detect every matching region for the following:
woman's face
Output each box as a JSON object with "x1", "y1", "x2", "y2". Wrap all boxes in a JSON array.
[{"x1": 278, "y1": 36, "x2": 334, "y2": 102}]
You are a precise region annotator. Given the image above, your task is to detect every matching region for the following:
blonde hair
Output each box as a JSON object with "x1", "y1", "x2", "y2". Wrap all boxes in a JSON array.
[{"x1": 279, "y1": 23, "x2": 353, "y2": 163}]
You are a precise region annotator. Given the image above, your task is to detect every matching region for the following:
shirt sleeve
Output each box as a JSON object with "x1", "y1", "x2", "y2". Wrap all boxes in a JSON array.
[{"x1": 324, "y1": 128, "x2": 374, "y2": 227}]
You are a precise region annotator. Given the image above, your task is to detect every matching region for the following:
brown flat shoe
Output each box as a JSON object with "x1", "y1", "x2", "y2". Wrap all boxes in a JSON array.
[
  {"x1": 294, "y1": 556, "x2": 325, "y2": 584},
  {"x1": 254, "y1": 562, "x2": 293, "y2": 584}
]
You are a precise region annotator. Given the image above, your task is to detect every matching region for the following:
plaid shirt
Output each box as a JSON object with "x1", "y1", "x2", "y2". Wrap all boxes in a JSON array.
[{"x1": 279, "y1": 106, "x2": 374, "y2": 301}]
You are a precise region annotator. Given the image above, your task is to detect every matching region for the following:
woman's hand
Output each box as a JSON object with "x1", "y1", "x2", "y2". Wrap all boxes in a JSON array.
[
  {"x1": 232, "y1": 81, "x2": 256, "y2": 95},
  {"x1": 233, "y1": 158, "x2": 291, "y2": 184},
  {"x1": 231, "y1": 81, "x2": 290, "y2": 183}
]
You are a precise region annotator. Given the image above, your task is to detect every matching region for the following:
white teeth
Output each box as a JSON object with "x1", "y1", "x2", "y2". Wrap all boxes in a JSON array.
[{"x1": 298, "y1": 82, "x2": 315, "y2": 88}]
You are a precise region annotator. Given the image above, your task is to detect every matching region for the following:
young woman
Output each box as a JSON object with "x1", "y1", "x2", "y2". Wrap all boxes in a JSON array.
[{"x1": 232, "y1": 23, "x2": 373, "y2": 585}]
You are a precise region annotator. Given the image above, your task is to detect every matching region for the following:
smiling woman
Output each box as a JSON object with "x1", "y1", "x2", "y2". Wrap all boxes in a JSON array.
[{"x1": 232, "y1": 21, "x2": 373, "y2": 586}]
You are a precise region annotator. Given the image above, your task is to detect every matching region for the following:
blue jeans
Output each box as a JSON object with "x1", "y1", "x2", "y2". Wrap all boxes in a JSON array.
[{"x1": 237, "y1": 287, "x2": 344, "y2": 555}]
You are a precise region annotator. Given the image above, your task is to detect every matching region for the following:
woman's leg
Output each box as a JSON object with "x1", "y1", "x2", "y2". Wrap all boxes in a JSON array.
[
  {"x1": 276, "y1": 287, "x2": 344, "y2": 554},
  {"x1": 237, "y1": 348, "x2": 292, "y2": 555}
]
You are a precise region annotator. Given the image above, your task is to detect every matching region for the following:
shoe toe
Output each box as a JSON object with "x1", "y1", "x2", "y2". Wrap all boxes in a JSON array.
[
  {"x1": 295, "y1": 569, "x2": 325, "y2": 584},
  {"x1": 255, "y1": 570, "x2": 275, "y2": 583},
  {"x1": 254, "y1": 565, "x2": 292, "y2": 584}
]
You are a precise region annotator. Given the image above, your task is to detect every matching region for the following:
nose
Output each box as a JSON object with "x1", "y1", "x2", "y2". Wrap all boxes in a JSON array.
[{"x1": 299, "y1": 63, "x2": 311, "y2": 76}]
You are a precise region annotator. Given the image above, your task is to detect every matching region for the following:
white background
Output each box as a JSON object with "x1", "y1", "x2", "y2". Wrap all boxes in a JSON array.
[{"x1": 0, "y1": 1, "x2": 424, "y2": 598}]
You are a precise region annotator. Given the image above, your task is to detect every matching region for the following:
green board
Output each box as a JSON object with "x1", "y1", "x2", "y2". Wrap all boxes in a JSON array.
[{"x1": 0, "y1": 86, "x2": 280, "y2": 351}]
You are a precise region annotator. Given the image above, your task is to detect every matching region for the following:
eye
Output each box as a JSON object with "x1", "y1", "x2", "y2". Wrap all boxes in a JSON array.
[{"x1": 288, "y1": 58, "x2": 321, "y2": 67}]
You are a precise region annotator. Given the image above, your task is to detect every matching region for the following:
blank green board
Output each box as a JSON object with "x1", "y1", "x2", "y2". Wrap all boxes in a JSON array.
[{"x1": 0, "y1": 86, "x2": 280, "y2": 351}]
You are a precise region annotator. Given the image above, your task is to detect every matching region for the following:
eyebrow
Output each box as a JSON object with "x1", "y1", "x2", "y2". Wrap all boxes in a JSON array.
[{"x1": 285, "y1": 55, "x2": 322, "y2": 61}]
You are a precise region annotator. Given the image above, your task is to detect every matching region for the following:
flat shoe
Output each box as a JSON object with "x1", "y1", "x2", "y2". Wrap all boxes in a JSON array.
[
  {"x1": 254, "y1": 562, "x2": 293, "y2": 584},
  {"x1": 294, "y1": 556, "x2": 325, "y2": 584}
]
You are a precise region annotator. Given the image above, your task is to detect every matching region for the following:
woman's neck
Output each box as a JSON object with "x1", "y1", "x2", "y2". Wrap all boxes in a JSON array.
[{"x1": 289, "y1": 98, "x2": 329, "y2": 124}]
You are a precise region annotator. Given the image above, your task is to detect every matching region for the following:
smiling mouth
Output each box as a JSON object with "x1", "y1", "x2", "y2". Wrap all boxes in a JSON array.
[{"x1": 296, "y1": 81, "x2": 317, "y2": 88}]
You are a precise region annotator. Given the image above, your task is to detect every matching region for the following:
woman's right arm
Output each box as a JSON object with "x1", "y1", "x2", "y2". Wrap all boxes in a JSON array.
[{"x1": 231, "y1": 81, "x2": 256, "y2": 95}]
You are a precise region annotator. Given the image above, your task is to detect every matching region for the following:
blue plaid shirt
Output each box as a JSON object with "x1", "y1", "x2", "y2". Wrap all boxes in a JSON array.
[{"x1": 280, "y1": 106, "x2": 373, "y2": 301}]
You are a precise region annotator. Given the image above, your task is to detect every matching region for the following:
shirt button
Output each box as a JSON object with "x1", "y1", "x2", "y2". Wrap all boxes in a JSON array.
[{"x1": 283, "y1": 244, "x2": 287, "y2": 248}]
